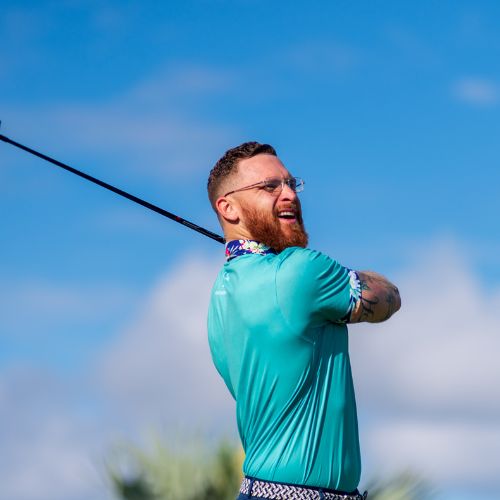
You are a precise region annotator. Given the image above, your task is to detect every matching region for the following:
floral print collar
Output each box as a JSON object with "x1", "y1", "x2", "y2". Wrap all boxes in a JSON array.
[{"x1": 225, "y1": 239, "x2": 277, "y2": 261}]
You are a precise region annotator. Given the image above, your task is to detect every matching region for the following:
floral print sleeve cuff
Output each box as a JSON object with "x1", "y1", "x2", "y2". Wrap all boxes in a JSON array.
[{"x1": 337, "y1": 270, "x2": 362, "y2": 324}]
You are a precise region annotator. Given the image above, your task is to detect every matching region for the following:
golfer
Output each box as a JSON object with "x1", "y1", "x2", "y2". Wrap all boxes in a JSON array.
[{"x1": 207, "y1": 142, "x2": 401, "y2": 500}]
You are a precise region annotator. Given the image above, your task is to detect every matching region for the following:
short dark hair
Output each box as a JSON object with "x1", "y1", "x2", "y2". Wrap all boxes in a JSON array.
[{"x1": 207, "y1": 141, "x2": 277, "y2": 208}]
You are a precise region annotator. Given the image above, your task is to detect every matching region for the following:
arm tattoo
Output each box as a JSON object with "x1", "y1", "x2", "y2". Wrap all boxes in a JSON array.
[
  {"x1": 383, "y1": 285, "x2": 400, "y2": 321},
  {"x1": 358, "y1": 278, "x2": 379, "y2": 321},
  {"x1": 355, "y1": 272, "x2": 401, "y2": 323}
]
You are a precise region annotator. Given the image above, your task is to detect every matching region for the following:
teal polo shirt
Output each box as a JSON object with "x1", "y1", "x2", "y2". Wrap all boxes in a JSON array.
[{"x1": 207, "y1": 246, "x2": 361, "y2": 492}]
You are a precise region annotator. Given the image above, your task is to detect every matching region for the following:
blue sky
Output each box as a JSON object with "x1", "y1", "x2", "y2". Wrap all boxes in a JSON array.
[{"x1": 1, "y1": 2, "x2": 500, "y2": 499}]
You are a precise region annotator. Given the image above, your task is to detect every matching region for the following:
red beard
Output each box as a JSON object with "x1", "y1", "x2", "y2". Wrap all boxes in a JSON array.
[{"x1": 240, "y1": 203, "x2": 308, "y2": 253}]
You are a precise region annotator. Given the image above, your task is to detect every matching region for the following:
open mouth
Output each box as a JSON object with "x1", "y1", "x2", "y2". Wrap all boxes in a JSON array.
[{"x1": 277, "y1": 210, "x2": 298, "y2": 223}]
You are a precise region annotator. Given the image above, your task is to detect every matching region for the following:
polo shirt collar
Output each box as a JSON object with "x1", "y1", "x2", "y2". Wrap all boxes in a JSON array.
[{"x1": 225, "y1": 239, "x2": 277, "y2": 261}]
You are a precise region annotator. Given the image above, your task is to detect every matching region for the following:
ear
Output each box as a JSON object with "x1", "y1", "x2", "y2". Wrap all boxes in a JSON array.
[{"x1": 215, "y1": 196, "x2": 240, "y2": 223}]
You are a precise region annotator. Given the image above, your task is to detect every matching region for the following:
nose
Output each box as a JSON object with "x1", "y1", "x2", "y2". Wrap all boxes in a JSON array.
[{"x1": 279, "y1": 181, "x2": 298, "y2": 202}]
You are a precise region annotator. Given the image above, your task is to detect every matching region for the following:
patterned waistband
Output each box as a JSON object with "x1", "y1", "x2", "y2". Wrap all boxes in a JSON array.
[{"x1": 239, "y1": 477, "x2": 368, "y2": 500}]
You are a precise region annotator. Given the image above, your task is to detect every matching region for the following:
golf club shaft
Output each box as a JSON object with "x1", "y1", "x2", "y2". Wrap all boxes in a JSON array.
[{"x1": 0, "y1": 132, "x2": 225, "y2": 244}]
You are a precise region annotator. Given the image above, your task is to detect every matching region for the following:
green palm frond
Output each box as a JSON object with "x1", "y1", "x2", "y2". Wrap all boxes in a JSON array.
[{"x1": 106, "y1": 435, "x2": 243, "y2": 500}]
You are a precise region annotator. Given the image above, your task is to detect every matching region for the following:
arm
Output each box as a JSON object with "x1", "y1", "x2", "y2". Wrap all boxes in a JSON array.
[{"x1": 349, "y1": 271, "x2": 401, "y2": 323}]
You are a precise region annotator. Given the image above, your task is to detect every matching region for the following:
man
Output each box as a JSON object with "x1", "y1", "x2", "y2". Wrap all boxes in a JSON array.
[{"x1": 207, "y1": 142, "x2": 401, "y2": 500}]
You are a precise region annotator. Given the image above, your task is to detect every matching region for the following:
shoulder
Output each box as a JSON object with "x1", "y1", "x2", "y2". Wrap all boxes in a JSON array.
[
  {"x1": 277, "y1": 247, "x2": 342, "y2": 271},
  {"x1": 276, "y1": 247, "x2": 347, "y2": 283}
]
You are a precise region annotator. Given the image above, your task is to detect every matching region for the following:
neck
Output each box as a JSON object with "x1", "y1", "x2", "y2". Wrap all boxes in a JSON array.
[{"x1": 223, "y1": 227, "x2": 255, "y2": 243}]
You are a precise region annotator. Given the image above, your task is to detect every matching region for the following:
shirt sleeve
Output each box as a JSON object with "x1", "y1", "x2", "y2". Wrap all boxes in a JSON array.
[
  {"x1": 336, "y1": 269, "x2": 362, "y2": 323},
  {"x1": 276, "y1": 248, "x2": 361, "y2": 327}
]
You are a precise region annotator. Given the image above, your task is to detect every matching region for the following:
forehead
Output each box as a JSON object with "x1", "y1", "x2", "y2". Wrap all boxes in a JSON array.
[{"x1": 235, "y1": 154, "x2": 291, "y2": 184}]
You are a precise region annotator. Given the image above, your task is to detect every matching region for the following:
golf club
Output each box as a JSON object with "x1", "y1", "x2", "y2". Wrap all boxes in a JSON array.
[{"x1": 0, "y1": 122, "x2": 225, "y2": 244}]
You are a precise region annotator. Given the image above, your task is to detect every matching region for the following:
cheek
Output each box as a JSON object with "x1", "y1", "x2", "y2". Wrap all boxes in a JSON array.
[
  {"x1": 240, "y1": 193, "x2": 279, "y2": 221},
  {"x1": 255, "y1": 197, "x2": 278, "y2": 215}
]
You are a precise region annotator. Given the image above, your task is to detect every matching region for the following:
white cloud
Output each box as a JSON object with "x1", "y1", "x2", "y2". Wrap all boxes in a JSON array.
[
  {"x1": 452, "y1": 77, "x2": 499, "y2": 106},
  {"x1": 96, "y1": 253, "x2": 234, "y2": 430},
  {"x1": 366, "y1": 420, "x2": 500, "y2": 488},
  {"x1": 350, "y1": 239, "x2": 500, "y2": 491},
  {"x1": 0, "y1": 366, "x2": 110, "y2": 500}
]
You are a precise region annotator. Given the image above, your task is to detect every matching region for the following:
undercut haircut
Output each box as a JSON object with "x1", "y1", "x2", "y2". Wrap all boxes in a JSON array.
[{"x1": 207, "y1": 141, "x2": 277, "y2": 209}]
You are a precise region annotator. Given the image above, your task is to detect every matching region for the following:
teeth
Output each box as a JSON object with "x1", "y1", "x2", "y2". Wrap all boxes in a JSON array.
[{"x1": 278, "y1": 211, "x2": 295, "y2": 217}]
